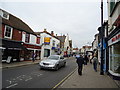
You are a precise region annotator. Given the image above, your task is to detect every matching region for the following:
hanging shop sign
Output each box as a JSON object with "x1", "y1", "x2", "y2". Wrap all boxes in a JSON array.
[
  {"x1": 44, "y1": 37, "x2": 51, "y2": 45},
  {"x1": 108, "y1": 32, "x2": 120, "y2": 46}
]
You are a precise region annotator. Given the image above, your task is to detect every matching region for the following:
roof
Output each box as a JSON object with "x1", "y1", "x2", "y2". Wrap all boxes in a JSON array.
[
  {"x1": 35, "y1": 31, "x2": 60, "y2": 40},
  {"x1": 57, "y1": 35, "x2": 66, "y2": 43},
  {"x1": 83, "y1": 46, "x2": 92, "y2": 49},
  {"x1": 1, "y1": 9, "x2": 36, "y2": 35}
]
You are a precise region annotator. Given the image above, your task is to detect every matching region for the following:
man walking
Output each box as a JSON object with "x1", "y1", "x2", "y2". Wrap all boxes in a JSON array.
[
  {"x1": 92, "y1": 54, "x2": 98, "y2": 72},
  {"x1": 76, "y1": 54, "x2": 84, "y2": 75}
]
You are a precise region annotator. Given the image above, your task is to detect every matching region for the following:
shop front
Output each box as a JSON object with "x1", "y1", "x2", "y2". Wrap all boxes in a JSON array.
[
  {"x1": 108, "y1": 31, "x2": 120, "y2": 79},
  {"x1": 2, "y1": 39, "x2": 27, "y2": 63},
  {"x1": 23, "y1": 43, "x2": 41, "y2": 60}
]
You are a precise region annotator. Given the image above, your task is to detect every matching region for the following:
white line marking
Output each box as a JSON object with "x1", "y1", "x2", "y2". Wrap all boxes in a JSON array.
[
  {"x1": 6, "y1": 83, "x2": 18, "y2": 88},
  {"x1": 25, "y1": 78, "x2": 32, "y2": 81}
]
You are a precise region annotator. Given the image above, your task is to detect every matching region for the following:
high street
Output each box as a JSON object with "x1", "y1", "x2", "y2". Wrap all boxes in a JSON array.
[{"x1": 2, "y1": 57, "x2": 77, "y2": 88}]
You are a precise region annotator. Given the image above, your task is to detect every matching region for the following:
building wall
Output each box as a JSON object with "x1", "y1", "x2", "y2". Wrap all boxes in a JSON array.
[
  {"x1": 108, "y1": 2, "x2": 120, "y2": 34},
  {"x1": 12, "y1": 29, "x2": 22, "y2": 41},
  {"x1": 64, "y1": 34, "x2": 70, "y2": 55},
  {"x1": 107, "y1": 1, "x2": 120, "y2": 77},
  {"x1": 40, "y1": 33, "x2": 60, "y2": 60},
  {"x1": 2, "y1": 24, "x2": 5, "y2": 38}
]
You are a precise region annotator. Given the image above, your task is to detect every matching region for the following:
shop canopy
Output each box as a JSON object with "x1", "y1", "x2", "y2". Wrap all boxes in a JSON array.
[{"x1": 1, "y1": 39, "x2": 27, "y2": 50}]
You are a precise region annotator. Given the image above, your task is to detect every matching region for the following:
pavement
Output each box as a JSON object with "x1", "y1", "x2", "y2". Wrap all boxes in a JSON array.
[
  {"x1": 58, "y1": 63, "x2": 120, "y2": 88},
  {"x1": 0, "y1": 59, "x2": 40, "y2": 69}
]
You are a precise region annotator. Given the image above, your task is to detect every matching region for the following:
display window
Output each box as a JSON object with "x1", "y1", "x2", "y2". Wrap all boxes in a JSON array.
[{"x1": 109, "y1": 41, "x2": 120, "y2": 75}]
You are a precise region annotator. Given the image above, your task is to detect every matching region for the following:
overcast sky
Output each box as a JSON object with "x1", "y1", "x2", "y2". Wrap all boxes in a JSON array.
[{"x1": 1, "y1": 0, "x2": 108, "y2": 48}]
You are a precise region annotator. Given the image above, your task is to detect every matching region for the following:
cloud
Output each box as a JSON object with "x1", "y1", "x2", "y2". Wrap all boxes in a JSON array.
[{"x1": 1, "y1": 1, "x2": 107, "y2": 48}]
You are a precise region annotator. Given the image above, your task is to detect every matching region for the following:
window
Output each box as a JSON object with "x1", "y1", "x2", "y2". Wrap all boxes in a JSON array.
[
  {"x1": 2, "y1": 11, "x2": 9, "y2": 20},
  {"x1": 25, "y1": 33, "x2": 30, "y2": 43},
  {"x1": 109, "y1": 42, "x2": 120, "y2": 75},
  {"x1": 110, "y1": 0, "x2": 119, "y2": 14},
  {"x1": 53, "y1": 40, "x2": 55, "y2": 47},
  {"x1": 4, "y1": 25, "x2": 13, "y2": 39},
  {"x1": 36, "y1": 37, "x2": 40, "y2": 44}
]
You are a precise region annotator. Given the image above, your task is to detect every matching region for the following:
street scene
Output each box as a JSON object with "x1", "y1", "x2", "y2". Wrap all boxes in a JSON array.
[{"x1": 0, "y1": 0, "x2": 120, "y2": 89}]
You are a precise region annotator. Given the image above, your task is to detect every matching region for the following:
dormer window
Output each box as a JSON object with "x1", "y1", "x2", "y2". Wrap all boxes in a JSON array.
[
  {"x1": 0, "y1": 10, "x2": 9, "y2": 20},
  {"x1": 3, "y1": 12, "x2": 9, "y2": 19}
]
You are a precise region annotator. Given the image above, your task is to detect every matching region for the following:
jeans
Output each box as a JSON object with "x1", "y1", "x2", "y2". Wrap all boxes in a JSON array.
[
  {"x1": 93, "y1": 62, "x2": 97, "y2": 72},
  {"x1": 78, "y1": 65, "x2": 83, "y2": 75}
]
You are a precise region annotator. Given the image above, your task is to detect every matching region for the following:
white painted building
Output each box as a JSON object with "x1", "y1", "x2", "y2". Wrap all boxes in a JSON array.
[
  {"x1": 92, "y1": 33, "x2": 100, "y2": 63},
  {"x1": 35, "y1": 29, "x2": 60, "y2": 60}
]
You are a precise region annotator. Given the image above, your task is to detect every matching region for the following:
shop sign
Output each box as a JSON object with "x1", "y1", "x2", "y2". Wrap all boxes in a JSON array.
[
  {"x1": 108, "y1": 32, "x2": 120, "y2": 46},
  {"x1": 23, "y1": 43, "x2": 41, "y2": 49},
  {"x1": 44, "y1": 37, "x2": 50, "y2": 44},
  {"x1": 51, "y1": 47, "x2": 55, "y2": 50}
]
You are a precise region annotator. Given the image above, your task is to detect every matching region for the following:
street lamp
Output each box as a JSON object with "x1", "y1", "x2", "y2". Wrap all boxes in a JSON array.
[
  {"x1": 98, "y1": 27, "x2": 104, "y2": 75},
  {"x1": 99, "y1": 0, "x2": 104, "y2": 75}
]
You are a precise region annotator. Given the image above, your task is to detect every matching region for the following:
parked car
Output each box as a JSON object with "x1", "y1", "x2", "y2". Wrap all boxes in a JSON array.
[{"x1": 39, "y1": 55, "x2": 66, "y2": 70}]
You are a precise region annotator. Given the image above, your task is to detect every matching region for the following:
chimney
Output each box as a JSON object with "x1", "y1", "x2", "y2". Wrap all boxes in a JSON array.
[
  {"x1": 51, "y1": 31, "x2": 54, "y2": 36},
  {"x1": 44, "y1": 28, "x2": 47, "y2": 32},
  {"x1": 63, "y1": 34, "x2": 65, "y2": 37}
]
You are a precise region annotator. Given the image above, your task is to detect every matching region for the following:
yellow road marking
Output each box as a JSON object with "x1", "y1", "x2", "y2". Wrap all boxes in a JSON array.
[{"x1": 52, "y1": 67, "x2": 77, "y2": 90}]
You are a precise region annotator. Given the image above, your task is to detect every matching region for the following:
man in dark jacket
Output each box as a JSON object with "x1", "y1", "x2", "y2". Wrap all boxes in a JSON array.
[
  {"x1": 76, "y1": 55, "x2": 84, "y2": 75},
  {"x1": 84, "y1": 55, "x2": 89, "y2": 65}
]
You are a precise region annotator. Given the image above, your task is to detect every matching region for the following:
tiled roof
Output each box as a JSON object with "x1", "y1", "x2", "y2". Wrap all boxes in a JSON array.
[
  {"x1": 57, "y1": 36, "x2": 66, "y2": 43},
  {"x1": 1, "y1": 9, "x2": 35, "y2": 35},
  {"x1": 35, "y1": 31, "x2": 59, "y2": 40}
]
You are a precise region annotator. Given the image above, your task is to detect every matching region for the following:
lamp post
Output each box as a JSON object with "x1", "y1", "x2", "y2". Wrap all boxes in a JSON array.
[{"x1": 99, "y1": 0, "x2": 104, "y2": 75}]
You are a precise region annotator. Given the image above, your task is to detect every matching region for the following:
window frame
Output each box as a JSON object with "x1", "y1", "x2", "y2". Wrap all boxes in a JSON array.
[
  {"x1": 4, "y1": 25, "x2": 13, "y2": 39},
  {"x1": 25, "y1": 33, "x2": 30, "y2": 43}
]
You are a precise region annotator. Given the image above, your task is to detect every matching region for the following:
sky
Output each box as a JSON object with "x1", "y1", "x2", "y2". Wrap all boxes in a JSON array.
[{"x1": 0, "y1": 0, "x2": 108, "y2": 48}]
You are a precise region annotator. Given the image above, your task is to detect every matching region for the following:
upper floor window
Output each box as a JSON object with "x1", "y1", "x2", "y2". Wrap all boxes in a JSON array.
[
  {"x1": 36, "y1": 37, "x2": 40, "y2": 44},
  {"x1": 110, "y1": 0, "x2": 119, "y2": 14},
  {"x1": 0, "y1": 10, "x2": 9, "y2": 20},
  {"x1": 53, "y1": 40, "x2": 55, "y2": 47},
  {"x1": 25, "y1": 33, "x2": 30, "y2": 43},
  {"x1": 4, "y1": 25, "x2": 13, "y2": 39}
]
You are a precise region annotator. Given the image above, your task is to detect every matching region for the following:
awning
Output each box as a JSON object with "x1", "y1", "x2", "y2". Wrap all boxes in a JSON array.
[{"x1": 1, "y1": 39, "x2": 27, "y2": 50}]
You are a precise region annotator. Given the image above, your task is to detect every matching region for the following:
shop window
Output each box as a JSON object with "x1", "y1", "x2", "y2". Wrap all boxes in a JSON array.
[
  {"x1": 109, "y1": 42, "x2": 120, "y2": 74},
  {"x1": 113, "y1": 42, "x2": 120, "y2": 74},
  {"x1": 4, "y1": 25, "x2": 13, "y2": 39},
  {"x1": 44, "y1": 49, "x2": 50, "y2": 57}
]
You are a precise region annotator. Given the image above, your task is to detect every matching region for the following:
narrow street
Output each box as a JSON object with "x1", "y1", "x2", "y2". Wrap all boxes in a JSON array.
[{"x1": 2, "y1": 57, "x2": 77, "y2": 88}]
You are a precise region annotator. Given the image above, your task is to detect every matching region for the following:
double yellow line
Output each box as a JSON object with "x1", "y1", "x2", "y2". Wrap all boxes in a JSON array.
[{"x1": 51, "y1": 67, "x2": 77, "y2": 90}]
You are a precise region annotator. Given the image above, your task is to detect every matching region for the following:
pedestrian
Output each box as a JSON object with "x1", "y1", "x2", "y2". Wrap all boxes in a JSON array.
[
  {"x1": 92, "y1": 54, "x2": 98, "y2": 72},
  {"x1": 32, "y1": 53, "x2": 36, "y2": 62},
  {"x1": 90, "y1": 55, "x2": 93, "y2": 64},
  {"x1": 76, "y1": 54, "x2": 84, "y2": 75},
  {"x1": 84, "y1": 55, "x2": 89, "y2": 65}
]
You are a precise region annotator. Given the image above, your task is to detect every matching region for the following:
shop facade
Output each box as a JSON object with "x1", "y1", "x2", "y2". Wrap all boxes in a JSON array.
[
  {"x1": 2, "y1": 39, "x2": 27, "y2": 63},
  {"x1": 35, "y1": 30, "x2": 60, "y2": 60},
  {"x1": 108, "y1": 30, "x2": 120, "y2": 78},
  {"x1": 23, "y1": 43, "x2": 41, "y2": 60}
]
